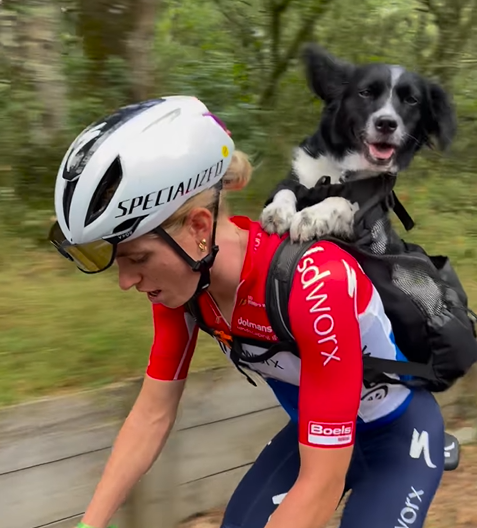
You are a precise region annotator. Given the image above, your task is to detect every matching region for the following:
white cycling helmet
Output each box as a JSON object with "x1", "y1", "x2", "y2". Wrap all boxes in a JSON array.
[{"x1": 49, "y1": 95, "x2": 235, "y2": 285}]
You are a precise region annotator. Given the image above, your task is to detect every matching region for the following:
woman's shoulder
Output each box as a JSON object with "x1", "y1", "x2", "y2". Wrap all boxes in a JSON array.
[
  {"x1": 230, "y1": 215, "x2": 369, "y2": 295},
  {"x1": 288, "y1": 238, "x2": 371, "y2": 302},
  {"x1": 290, "y1": 238, "x2": 364, "y2": 277}
]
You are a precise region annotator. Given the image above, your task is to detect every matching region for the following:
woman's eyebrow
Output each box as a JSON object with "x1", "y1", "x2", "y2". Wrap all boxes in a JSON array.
[{"x1": 116, "y1": 249, "x2": 145, "y2": 258}]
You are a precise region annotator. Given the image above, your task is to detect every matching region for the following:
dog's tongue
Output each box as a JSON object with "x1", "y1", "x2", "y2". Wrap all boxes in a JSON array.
[{"x1": 369, "y1": 143, "x2": 395, "y2": 160}]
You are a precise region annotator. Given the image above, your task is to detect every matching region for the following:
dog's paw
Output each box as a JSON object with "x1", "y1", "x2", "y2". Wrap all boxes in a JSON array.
[
  {"x1": 260, "y1": 190, "x2": 297, "y2": 235},
  {"x1": 289, "y1": 197, "x2": 359, "y2": 243},
  {"x1": 260, "y1": 202, "x2": 295, "y2": 235}
]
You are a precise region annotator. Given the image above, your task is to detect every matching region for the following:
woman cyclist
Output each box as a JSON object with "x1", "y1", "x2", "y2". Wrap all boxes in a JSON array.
[{"x1": 49, "y1": 96, "x2": 445, "y2": 528}]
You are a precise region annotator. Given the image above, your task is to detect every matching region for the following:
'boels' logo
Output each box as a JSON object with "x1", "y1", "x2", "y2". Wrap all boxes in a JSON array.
[{"x1": 307, "y1": 421, "x2": 354, "y2": 447}]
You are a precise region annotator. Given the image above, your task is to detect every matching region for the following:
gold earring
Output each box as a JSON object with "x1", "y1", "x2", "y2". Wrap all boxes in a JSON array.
[{"x1": 198, "y1": 239, "x2": 207, "y2": 252}]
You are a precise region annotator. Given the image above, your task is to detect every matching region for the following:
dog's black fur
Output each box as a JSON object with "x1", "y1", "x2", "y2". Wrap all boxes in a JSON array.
[{"x1": 260, "y1": 44, "x2": 457, "y2": 242}]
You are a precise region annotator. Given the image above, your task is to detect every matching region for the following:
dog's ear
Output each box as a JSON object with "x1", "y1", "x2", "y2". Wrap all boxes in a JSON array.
[
  {"x1": 301, "y1": 43, "x2": 354, "y2": 103},
  {"x1": 426, "y1": 82, "x2": 457, "y2": 151}
]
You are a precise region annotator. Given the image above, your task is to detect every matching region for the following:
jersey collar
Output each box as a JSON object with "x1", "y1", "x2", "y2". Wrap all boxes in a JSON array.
[{"x1": 229, "y1": 215, "x2": 265, "y2": 283}]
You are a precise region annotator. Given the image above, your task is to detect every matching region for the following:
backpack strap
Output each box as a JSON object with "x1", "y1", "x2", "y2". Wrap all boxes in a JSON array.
[
  {"x1": 185, "y1": 298, "x2": 215, "y2": 338},
  {"x1": 185, "y1": 298, "x2": 265, "y2": 387},
  {"x1": 391, "y1": 191, "x2": 415, "y2": 231},
  {"x1": 362, "y1": 356, "x2": 438, "y2": 387},
  {"x1": 351, "y1": 179, "x2": 415, "y2": 233},
  {"x1": 265, "y1": 237, "x2": 316, "y2": 343}
]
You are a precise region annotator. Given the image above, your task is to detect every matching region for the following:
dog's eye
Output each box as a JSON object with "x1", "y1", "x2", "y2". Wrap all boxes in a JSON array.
[
  {"x1": 405, "y1": 95, "x2": 418, "y2": 105},
  {"x1": 359, "y1": 89, "x2": 372, "y2": 98}
]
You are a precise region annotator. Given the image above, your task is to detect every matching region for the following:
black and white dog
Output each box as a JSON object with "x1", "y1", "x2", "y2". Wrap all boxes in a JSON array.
[{"x1": 260, "y1": 44, "x2": 456, "y2": 242}]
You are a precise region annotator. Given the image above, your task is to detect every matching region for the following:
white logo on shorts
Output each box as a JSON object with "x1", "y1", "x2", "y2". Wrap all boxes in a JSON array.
[
  {"x1": 395, "y1": 487, "x2": 424, "y2": 527},
  {"x1": 409, "y1": 429, "x2": 436, "y2": 469}
]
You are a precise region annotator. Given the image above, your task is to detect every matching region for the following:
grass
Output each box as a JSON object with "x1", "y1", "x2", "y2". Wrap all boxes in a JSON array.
[
  {"x1": 1, "y1": 165, "x2": 476, "y2": 408},
  {"x1": 0, "y1": 232, "x2": 229, "y2": 407}
]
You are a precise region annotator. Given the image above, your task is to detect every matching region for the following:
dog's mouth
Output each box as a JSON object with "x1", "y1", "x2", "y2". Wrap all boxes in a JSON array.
[{"x1": 364, "y1": 141, "x2": 397, "y2": 164}]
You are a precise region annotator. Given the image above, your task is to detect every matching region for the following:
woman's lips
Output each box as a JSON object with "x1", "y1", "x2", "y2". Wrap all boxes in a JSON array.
[{"x1": 147, "y1": 290, "x2": 161, "y2": 302}]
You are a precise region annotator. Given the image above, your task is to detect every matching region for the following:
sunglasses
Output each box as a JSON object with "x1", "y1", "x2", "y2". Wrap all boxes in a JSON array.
[{"x1": 48, "y1": 221, "x2": 117, "y2": 274}]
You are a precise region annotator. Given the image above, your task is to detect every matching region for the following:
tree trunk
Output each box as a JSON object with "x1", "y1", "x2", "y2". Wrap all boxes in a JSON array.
[
  {"x1": 6, "y1": 1, "x2": 67, "y2": 138},
  {"x1": 258, "y1": 0, "x2": 333, "y2": 109},
  {"x1": 76, "y1": 0, "x2": 135, "y2": 93},
  {"x1": 126, "y1": 0, "x2": 161, "y2": 101}
]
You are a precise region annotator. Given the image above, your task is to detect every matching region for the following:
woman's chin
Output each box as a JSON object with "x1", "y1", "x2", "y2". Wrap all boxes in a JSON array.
[
  {"x1": 147, "y1": 286, "x2": 197, "y2": 309},
  {"x1": 157, "y1": 294, "x2": 189, "y2": 310}
]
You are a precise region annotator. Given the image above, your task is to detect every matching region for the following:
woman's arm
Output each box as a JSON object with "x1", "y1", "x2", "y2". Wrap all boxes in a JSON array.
[
  {"x1": 267, "y1": 242, "x2": 363, "y2": 528},
  {"x1": 81, "y1": 376, "x2": 185, "y2": 528},
  {"x1": 266, "y1": 445, "x2": 352, "y2": 528},
  {"x1": 82, "y1": 303, "x2": 199, "y2": 528}
]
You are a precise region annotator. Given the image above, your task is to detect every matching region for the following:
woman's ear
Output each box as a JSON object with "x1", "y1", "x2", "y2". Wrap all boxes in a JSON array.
[{"x1": 186, "y1": 208, "x2": 214, "y2": 241}]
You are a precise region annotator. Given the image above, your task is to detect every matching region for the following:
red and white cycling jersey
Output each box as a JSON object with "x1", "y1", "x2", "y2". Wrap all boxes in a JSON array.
[{"x1": 147, "y1": 216, "x2": 412, "y2": 449}]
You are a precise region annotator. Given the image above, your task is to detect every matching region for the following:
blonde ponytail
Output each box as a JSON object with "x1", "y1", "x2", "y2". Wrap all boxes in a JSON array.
[
  {"x1": 159, "y1": 150, "x2": 253, "y2": 234},
  {"x1": 222, "y1": 150, "x2": 253, "y2": 191}
]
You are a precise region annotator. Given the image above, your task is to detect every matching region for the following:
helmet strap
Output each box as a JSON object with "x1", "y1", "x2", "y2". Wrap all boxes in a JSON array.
[{"x1": 152, "y1": 182, "x2": 222, "y2": 299}]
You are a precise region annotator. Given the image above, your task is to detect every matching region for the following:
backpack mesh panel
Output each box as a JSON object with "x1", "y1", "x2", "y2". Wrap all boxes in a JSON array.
[
  {"x1": 370, "y1": 217, "x2": 388, "y2": 254},
  {"x1": 370, "y1": 217, "x2": 448, "y2": 318},
  {"x1": 370, "y1": 216, "x2": 403, "y2": 255},
  {"x1": 391, "y1": 262, "x2": 445, "y2": 317}
]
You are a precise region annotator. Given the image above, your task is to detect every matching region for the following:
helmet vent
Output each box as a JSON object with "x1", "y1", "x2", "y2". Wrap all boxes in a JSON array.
[
  {"x1": 62, "y1": 179, "x2": 78, "y2": 230},
  {"x1": 85, "y1": 156, "x2": 123, "y2": 227}
]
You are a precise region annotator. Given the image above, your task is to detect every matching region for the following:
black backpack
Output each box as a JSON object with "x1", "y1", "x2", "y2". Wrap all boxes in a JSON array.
[
  {"x1": 188, "y1": 174, "x2": 477, "y2": 392},
  {"x1": 264, "y1": 234, "x2": 477, "y2": 393}
]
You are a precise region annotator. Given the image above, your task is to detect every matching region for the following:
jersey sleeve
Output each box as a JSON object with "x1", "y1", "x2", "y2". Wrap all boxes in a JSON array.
[
  {"x1": 288, "y1": 242, "x2": 363, "y2": 449},
  {"x1": 146, "y1": 303, "x2": 199, "y2": 381}
]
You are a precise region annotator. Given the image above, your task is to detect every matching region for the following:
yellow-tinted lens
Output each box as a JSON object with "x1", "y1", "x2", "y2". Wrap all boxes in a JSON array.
[
  {"x1": 48, "y1": 221, "x2": 115, "y2": 273},
  {"x1": 65, "y1": 240, "x2": 114, "y2": 272}
]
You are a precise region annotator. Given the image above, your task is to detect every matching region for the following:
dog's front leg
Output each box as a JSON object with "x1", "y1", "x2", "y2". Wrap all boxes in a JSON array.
[
  {"x1": 289, "y1": 197, "x2": 359, "y2": 243},
  {"x1": 260, "y1": 189, "x2": 297, "y2": 236}
]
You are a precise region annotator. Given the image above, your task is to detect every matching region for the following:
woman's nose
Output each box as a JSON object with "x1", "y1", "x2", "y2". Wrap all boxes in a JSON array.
[{"x1": 117, "y1": 266, "x2": 142, "y2": 291}]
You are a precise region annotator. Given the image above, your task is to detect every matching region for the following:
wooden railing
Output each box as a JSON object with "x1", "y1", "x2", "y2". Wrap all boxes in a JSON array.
[{"x1": 0, "y1": 367, "x2": 288, "y2": 528}]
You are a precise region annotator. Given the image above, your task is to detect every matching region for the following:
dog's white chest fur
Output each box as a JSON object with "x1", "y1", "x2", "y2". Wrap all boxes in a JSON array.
[
  {"x1": 260, "y1": 148, "x2": 363, "y2": 242},
  {"x1": 292, "y1": 148, "x2": 343, "y2": 186}
]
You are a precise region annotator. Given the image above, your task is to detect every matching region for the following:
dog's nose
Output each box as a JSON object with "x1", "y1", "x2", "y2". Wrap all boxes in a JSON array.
[{"x1": 374, "y1": 116, "x2": 398, "y2": 134}]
